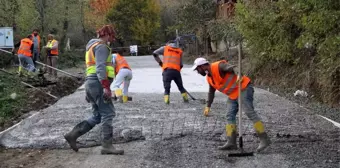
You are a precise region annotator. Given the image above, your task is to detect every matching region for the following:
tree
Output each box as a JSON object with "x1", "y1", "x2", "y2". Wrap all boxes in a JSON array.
[
  {"x1": 84, "y1": 0, "x2": 117, "y2": 31},
  {"x1": 170, "y1": 0, "x2": 216, "y2": 35},
  {"x1": 107, "y1": 0, "x2": 161, "y2": 45},
  {"x1": 170, "y1": 0, "x2": 216, "y2": 55}
]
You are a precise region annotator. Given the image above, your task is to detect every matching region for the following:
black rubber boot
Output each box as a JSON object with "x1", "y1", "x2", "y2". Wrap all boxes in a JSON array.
[
  {"x1": 64, "y1": 121, "x2": 94, "y2": 152},
  {"x1": 101, "y1": 138, "x2": 124, "y2": 155},
  {"x1": 218, "y1": 131, "x2": 237, "y2": 150}
]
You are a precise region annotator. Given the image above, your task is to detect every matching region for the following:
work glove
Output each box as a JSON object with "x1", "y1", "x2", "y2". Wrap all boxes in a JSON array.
[
  {"x1": 203, "y1": 107, "x2": 210, "y2": 116},
  {"x1": 101, "y1": 79, "x2": 112, "y2": 103},
  {"x1": 158, "y1": 61, "x2": 163, "y2": 67}
]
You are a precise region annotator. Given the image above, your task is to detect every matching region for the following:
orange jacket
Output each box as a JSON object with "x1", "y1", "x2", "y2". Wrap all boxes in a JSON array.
[
  {"x1": 115, "y1": 53, "x2": 131, "y2": 74},
  {"x1": 17, "y1": 38, "x2": 33, "y2": 57},
  {"x1": 162, "y1": 45, "x2": 182, "y2": 71},
  {"x1": 206, "y1": 60, "x2": 251, "y2": 100}
]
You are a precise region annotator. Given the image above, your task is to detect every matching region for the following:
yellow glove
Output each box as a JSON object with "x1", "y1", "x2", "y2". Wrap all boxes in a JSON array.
[{"x1": 204, "y1": 107, "x2": 210, "y2": 116}]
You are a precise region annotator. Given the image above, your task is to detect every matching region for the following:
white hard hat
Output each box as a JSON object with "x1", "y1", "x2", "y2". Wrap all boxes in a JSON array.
[{"x1": 192, "y1": 57, "x2": 209, "y2": 70}]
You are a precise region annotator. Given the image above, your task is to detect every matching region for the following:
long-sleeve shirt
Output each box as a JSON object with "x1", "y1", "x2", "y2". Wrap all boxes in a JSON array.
[
  {"x1": 46, "y1": 40, "x2": 59, "y2": 56},
  {"x1": 85, "y1": 39, "x2": 110, "y2": 81},
  {"x1": 46, "y1": 40, "x2": 58, "y2": 50}
]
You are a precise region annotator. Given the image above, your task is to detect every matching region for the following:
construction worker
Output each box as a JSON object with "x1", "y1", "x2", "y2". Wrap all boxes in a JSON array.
[
  {"x1": 191, "y1": 57, "x2": 271, "y2": 152},
  {"x1": 153, "y1": 40, "x2": 189, "y2": 104},
  {"x1": 32, "y1": 29, "x2": 41, "y2": 66},
  {"x1": 64, "y1": 25, "x2": 124, "y2": 155},
  {"x1": 110, "y1": 52, "x2": 133, "y2": 103},
  {"x1": 43, "y1": 34, "x2": 59, "y2": 78},
  {"x1": 12, "y1": 35, "x2": 35, "y2": 75}
]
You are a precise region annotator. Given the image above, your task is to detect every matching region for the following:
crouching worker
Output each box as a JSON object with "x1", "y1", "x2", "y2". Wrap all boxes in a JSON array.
[
  {"x1": 192, "y1": 57, "x2": 271, "y2": 152},
  {"x1": 110, "y1": 52, "x2": 132, "y2": 103},
  {"x1": 64, "y1": 25, "x2": 124, "y2": 155},
  {"x1": 12, "y1": 35, "x2": 35, "y2": 75}
]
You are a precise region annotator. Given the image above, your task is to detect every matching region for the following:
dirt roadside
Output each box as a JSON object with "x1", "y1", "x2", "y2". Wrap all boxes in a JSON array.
[{"x1": 0, "y1": 66, "x2": 84, "y2": 168}]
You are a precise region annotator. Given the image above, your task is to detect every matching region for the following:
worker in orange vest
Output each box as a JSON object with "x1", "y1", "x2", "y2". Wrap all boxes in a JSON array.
[
  {"x1": 110, "y1": 51, "x2": 133, "y2": 103},
  {"x1": 192, "y1": 57, "x2": 271, "y2": 152},
  {"x1": 153, "y1": 40, "x2": 189, "y2": 104},
  {"x1": 32, "y1": 29, "x2": 41, "y2": 66},
  {"x1": 12, "y1": 35, "x2": 35, "y2": 74},
  {"x1": 43, "y1": 34, "x2": 59, "y2": 78}
]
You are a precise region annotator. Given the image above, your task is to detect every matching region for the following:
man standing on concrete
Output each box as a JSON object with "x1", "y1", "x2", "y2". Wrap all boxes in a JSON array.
[
  {"x1": 32, "y1": 29, "x2": 41, "y2": 66},
  {"x1": 12, "y1": 35, "x2": 35, "y2": 75},
  {"x1": 153, "y1": 40, "x2": 189, "y2": 104},
  {"x1": 191, "y1": 57, "x2": 271, "y2": 152},
  {"x1": 43, "y1": 34, "x2": 59, "y2": 78},
  {"x1": 110, "y1": 52, "x2": 133, "y2": 103},
  {"x1": 64, "y1": 25, "x2": 124, "y2": 155}
]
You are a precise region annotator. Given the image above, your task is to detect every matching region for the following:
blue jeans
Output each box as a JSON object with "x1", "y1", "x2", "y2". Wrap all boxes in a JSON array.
[
  {"x1": 18, "y1": 54, "x2": 35, "y2": 72},
  {"x1": 226, "y1": 83, "x2": 261, "y2": 124},
  {"x1": 85, "y1": 79, "x2": 115, "y2": 140},
  {"x1": 33, "y1": 51, "x2": 39, "y2": 66}
]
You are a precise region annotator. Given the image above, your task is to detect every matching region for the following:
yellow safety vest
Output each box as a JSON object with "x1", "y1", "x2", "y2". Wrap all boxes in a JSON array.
[
  {"x1": 85, "y1": 42, "x2": 115, "y2": 78},
  {"x1": 47, "y1": 39, "x2": 59, "y2": 55}
]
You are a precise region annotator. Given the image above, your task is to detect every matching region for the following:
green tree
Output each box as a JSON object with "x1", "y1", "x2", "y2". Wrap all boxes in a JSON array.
[
  {"x1": 235, "y1": 0, "x2": 340, "y2": 105},
  {"x1": 170, "y1": 0, "x2": 216, "y2": 35},
  {"x1": 107, "y1": 0, "x2": 161, "y2": 45}
]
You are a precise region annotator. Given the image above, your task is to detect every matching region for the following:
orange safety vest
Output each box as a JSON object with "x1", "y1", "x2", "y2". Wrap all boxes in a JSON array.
[
  {"x1": 206, "y1": 60, "x2": 251, "y2": 100},
  {"x1": 17, "y1": 38, "x2": 33, "y2": 57},
  {"x1": 114, "y1": 53, "x2": 131, "y2": 74},
  {"x1": 47, "y1": 39, "x2": 59, "y2": 55},
  {"x1": 162, "y1": 45, "x2": 182, "y2": 71},
  {"x1": 32, "y1": 34, "x2": 41, "y2": 51}
]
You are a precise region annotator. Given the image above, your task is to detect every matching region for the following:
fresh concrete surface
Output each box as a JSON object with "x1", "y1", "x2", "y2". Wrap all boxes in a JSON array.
[{"x1": 1, "y1": 56, "x2": 339, "y2": 168}]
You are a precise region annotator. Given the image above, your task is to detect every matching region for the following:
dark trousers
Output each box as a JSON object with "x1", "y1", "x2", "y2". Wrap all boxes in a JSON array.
[{"x1": 162, "y1": 68, "x2": 186, "y2": 95}]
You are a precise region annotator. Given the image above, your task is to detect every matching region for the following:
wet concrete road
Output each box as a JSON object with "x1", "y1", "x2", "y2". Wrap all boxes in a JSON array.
[{"x1": 0, "y1": 56, "x2": 339, "y2": 168}]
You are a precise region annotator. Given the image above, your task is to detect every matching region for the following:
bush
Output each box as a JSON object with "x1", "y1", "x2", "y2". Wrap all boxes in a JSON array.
[
  {"x1": 56, "y1": 50, "x2": 85, "y2": 69},
  {"x1": 234, "y1": 0, "x2": 340, "y2": 106},
  {"x1": 0, "y1": 73, "x2": 26, "y2": 125}
]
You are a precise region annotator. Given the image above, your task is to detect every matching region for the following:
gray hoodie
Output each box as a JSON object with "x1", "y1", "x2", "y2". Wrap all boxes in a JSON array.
[{"x1": 86, "y1": 39, "x2": 110, "y2": 81}]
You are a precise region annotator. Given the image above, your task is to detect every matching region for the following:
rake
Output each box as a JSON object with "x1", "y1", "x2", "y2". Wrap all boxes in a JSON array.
[{"x1": 228, "y1": 43, "x2": 254, "y2": 157}]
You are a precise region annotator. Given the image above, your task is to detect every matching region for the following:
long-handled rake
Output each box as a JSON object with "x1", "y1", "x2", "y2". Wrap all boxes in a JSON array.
[
  {"x1": 228, "y1": 43, "x2": 254, "y2": 157},
  {"x1": 186, "y1": 90, "x2": 206, "y2": 104}
]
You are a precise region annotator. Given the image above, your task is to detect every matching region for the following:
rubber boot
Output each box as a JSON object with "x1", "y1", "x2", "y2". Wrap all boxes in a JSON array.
[
  {"x1": 64, "y1": 121, "x2": 94, "y2": 152},
  {"x1": 218, "y1": 124, "x2": 237, "y2": 150},
  {"x1": 17, "y1": 66, "x2": 23, "y2": 76},
  {"x1": 115, "y1": 89, "x2": 123, "y2": 103},
  {"x1": 164, "y1": 95, "x2": 169, "y2": 104},
  {"x1": 101, "y1": 138, "x2": 124, "y2": 155},
  {"x1": 182, "y1": 92, "x2": 189, "y2": 103},
  {"x1": 122, "y1": 95, "x2": 128, "y2": 103},
  {"x1": 254, "y1": 121, "x2": 271, "y2": 152}
]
